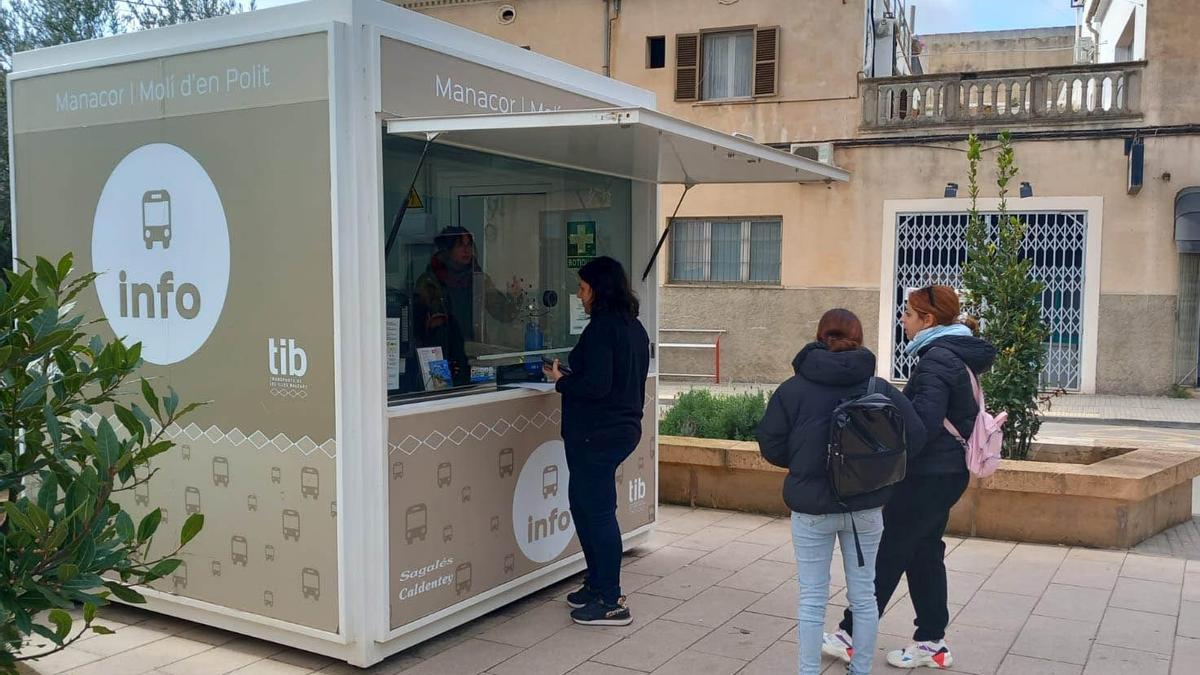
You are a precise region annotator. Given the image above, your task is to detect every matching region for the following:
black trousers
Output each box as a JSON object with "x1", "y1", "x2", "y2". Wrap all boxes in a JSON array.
[
  {"x1": 565, "y1": 437, "x2": 637, "y2": 605},
  {"x1": 839, "y1": 472, "x2": 970, "y2": 643}
]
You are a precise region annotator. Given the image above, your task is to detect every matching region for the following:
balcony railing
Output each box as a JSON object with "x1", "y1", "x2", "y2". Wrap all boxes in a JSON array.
[{"x1": 861, "y1": 62, "x2": 1145, "y2": 130}]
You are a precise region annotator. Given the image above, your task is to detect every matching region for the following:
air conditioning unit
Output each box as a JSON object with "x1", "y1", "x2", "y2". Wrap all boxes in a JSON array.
[
  {"x1": 789, "y1": 142, "x2": 834, "y2": 165},
  {"x1": 875, "y1": 18, "x2": 895, "y2": 38}
]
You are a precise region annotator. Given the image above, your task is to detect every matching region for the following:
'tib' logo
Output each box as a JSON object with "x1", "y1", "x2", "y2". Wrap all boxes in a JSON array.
[
  {"x1": 628, "y1": 477, "x2": 647, "y2": 504},
  {"x1": 268, "y1": 338, "x2": 308, "y2": 377}
]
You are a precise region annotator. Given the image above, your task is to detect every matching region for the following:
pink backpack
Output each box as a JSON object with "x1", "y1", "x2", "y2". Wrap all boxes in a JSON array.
[{"x1": 943, "y1": 368, "x2": 1006, "y2": 478}]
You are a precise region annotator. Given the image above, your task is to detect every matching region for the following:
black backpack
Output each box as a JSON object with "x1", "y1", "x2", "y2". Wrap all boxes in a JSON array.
[{"x1": 827, "y1": 377, "x2": 908, "y2": 565}]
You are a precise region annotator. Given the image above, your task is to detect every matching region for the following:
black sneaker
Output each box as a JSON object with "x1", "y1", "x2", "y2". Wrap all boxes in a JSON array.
[
  {"x1": 566, "y1": 584, "x2": 599, "y2": 609},
  {"x1": 571, "y1": 596, "x2": 633, "y2": 626}
]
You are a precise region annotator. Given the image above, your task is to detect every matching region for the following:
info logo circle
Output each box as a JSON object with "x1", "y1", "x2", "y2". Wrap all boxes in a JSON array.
[
  {"x1": 91, "y1": 144, "x2": 230, "y2": 365},
  {"x1": 512, "y1": 440, "x2": 574, "y2": 563}
]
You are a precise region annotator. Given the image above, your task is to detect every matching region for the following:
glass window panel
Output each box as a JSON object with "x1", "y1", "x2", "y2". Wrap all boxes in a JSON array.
[
  {"x1": 710, "y1": 221, "x2": 742, "y2": 281},
  {"x1": 749, "y1": 221, "x2": 781, "y2": 283},
  {"x1": 702, "y1": 30, "x2": 754, "y2": 100}
]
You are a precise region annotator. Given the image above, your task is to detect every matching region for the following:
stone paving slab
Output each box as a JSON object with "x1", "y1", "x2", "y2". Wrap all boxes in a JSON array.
[{"x1": 16, "y1": 505, "x2": 1200, "y2": 675}]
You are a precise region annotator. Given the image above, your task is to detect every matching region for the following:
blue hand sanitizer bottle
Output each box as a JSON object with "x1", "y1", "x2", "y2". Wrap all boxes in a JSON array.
[{"x1": 524, "y1": 319, "x2": 544, "y2": 377}]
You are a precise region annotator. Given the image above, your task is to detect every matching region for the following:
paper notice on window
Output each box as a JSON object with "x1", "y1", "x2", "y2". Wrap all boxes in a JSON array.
[
  {"x1": 386, "y1": 318, "x2": 402, "y2": 390},
  {"x1": 570, "y1": 296, "x2": 590, "y2": 335}
]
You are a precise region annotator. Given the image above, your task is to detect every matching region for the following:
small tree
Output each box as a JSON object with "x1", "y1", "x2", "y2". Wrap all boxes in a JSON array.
[
  {"x1": 0, "y1": 254, "x2": 204, "y2": 673},
  {"x1": 961, "y1": 132, "x2": 1050, "y2": 460}
]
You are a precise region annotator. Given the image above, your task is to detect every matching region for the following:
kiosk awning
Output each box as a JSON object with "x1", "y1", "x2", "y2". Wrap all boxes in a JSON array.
[{"x1": 385, "y1": 108, "x2": 849, "y2": 185}]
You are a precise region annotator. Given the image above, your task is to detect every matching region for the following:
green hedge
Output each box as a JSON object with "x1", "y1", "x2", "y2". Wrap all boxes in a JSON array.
[{"x1": 658, "y1": 389, "x2": 767, "y2": 441}]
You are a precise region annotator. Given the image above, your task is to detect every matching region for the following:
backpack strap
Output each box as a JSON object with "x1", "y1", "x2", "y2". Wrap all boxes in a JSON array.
[
  {"x1": 867, "y1": 377, "x2": 877, "y2": 395},
  {"x1": 943, "y1": 365, "x2": 981, "y2": 443}
]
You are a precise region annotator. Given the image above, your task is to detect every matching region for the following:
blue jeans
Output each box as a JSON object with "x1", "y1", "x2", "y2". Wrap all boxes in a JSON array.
[
  {"x1": 791, "y1": 509, "x2": 884, "y2": 675},
  {"x1": 565, "y1": 437, "x2": 637, "y2": 605}
]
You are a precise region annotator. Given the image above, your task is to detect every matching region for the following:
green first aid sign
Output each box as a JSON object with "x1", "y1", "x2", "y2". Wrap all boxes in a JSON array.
[{"x1": 567, "y1": 221, "x2": 596, "y2": 269}]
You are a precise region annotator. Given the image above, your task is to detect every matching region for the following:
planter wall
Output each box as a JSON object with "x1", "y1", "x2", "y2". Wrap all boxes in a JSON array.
[{"x1": 659, "y1": 435, "x2": 1200, "y2": 549}]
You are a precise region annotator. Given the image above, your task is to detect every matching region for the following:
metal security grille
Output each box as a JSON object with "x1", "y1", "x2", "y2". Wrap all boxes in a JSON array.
[{"x1": 891, "y1": 211, "x2": 1088, "y2": 391}]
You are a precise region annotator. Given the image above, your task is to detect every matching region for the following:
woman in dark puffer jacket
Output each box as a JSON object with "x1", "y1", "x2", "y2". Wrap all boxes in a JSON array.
[
  {"x1": 757, "y1": 309, "x2": 925, "y2": 675},
  {"x1": 829, "y1": 286, "x2": 996, "y2": 671}
]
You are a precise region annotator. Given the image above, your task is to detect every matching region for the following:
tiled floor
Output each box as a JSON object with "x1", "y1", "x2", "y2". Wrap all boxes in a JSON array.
[{"x1": 18, "y1": 504, "x2": 1200, "y2": 674}]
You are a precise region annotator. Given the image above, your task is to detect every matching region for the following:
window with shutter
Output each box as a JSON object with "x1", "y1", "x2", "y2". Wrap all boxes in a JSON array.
[
  {"x1": 675, "y1": 33, "x2": 700, "y2": 102},
  {"x1": 753, "y1": 26, "x2": 779, "y2": 98}
]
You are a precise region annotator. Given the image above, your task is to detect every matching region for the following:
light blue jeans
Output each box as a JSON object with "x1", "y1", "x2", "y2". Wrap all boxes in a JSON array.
[{"x1": 791, "y1": 509, "x2": 884, "y2": 675}]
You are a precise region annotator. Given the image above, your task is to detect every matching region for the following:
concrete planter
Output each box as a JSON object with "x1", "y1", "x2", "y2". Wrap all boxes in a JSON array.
[{"x1": 659, "y1": 435, "x2": 1200, "y2": 549}]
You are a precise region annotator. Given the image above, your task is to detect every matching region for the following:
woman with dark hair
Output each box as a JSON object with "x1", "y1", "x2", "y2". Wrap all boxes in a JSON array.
[
  {"x1": 544, "y1": 256, "x2": 649, "y2": 626},
  {"x1": 757, "y1": 309, "x2": 925, "y2": 675},
  {"x1": 829, "y1": 286, "x2": 995, "y2": 670}
]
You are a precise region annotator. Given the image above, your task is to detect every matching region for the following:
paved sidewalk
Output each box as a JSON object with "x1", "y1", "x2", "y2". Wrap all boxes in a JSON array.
[
  {"x1": 18, "y1": 505, "x2": 1200, "y2": 675},
  {"x1": 659, "y1": 382, "x2": 1200, "y2": 428}
]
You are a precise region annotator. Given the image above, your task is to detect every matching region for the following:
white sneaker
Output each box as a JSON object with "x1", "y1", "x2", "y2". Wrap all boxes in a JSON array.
[
  {"x1": 886, "y1": 641, "x2": 953, "y2": 669},
  {"x1": 821, "y1": 630, "x2": 853, "y2": 663}
]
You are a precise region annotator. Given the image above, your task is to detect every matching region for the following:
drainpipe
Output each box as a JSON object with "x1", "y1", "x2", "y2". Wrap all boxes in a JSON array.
[
  {"x1": 603, "y1": 0, "x2": 611, "y2": 77},
  {"x1": 1085, "y1": 0, "x2": 1102, "y2": 63}
]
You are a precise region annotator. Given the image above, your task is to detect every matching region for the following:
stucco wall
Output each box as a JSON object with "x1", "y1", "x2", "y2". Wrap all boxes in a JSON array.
[
  {"x1": 919, "y1": 28, "x2": 1076, "y2": 74},
  {"x1": 1097, "y1": 294, "x2": 1177, "y2": 394},
  {"x1": 660, "y1": 286, "x2": 879, "y2": 385}
]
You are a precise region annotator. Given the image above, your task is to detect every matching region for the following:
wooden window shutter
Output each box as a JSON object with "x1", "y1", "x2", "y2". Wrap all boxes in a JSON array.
[
  {"x1": 753, "y1": 26, "x2": 780, "y2": 97},
  {"x1": 675, "y1": 33, "x2": 700, "y2": 102}
]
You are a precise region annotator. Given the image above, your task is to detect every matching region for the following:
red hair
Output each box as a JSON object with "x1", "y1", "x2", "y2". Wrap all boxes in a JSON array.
[
  {"x1": 908, "y1": 285, "x2": 979, "y2": 333},
  {"x1": 817, "y1": 309, "x2": 864, "y2": 353}
]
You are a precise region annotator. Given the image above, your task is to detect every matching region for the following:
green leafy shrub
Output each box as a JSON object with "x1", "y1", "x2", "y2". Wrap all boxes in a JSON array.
[
  {"x1": 961, "y1": 132, "x2": 1051, "y2": 460},
  {"x1": 659, "y1": 389, "x2": 766, "y2": 441},
  {"x1": 0, "y1": 255, "x2": 204, "y2": 672}
]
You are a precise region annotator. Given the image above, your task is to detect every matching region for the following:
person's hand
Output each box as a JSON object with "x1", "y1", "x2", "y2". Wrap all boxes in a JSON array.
[
  {"x1": 508, "y1": 275, "x2": 524, "y2": 297},
  {"x1": 543, "y1": 359, "x2": 564, "y2": 382}
]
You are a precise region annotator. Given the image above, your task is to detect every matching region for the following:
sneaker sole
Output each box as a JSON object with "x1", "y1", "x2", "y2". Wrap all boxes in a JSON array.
[
  {"x1": 572, "y1": 615, "x2": 633, "y2": 627},
  {"x1": 566, "y1": 599, "x2": 589, "y2": 609},
  {"x1": 886, "y1": 655, "x2": 953, "y2": 669}
]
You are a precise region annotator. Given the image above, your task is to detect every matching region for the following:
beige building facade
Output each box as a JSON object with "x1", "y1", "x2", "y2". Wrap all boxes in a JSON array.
[{"x1": 399, "y1": 0, "x2": 1200, "y2": 395}]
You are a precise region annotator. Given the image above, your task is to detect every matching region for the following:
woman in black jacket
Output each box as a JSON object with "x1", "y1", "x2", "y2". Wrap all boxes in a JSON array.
[
  {"x1": 831, "y1": 286, "x2": 996, "y2": 671},
  {"x1": 757, "y1": 309, "x2": 925, "y2": 675},
  {"x1": 544, "y1": 256, "x2": 649, "y2": 627}
]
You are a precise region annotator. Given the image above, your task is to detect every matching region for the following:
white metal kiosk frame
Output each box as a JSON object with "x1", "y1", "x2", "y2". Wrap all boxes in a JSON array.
[{"x1": 7, "y1": 0, "x2": 846, "y2": 666}]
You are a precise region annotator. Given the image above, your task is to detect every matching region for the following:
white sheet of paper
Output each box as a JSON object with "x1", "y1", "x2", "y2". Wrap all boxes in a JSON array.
[
  {"x1": 570, "y1": 296, "x2": 590, "y2": 335},
  {"x1": 510, "y1": 382, "x2": 558, "y2": 392}
]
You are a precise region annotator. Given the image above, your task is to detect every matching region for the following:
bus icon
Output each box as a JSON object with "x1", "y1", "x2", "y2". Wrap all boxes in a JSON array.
[
  {"x1": 504, "y1": 554, "x2": 515, "y2": 574},
  {"x1": 437, "y1": 463, "x2": 452, "y2": 488},
  {"x1": 185, "y1": 487, "x2": 201, "y2": 515},
  {"x1": 443, "y1": 524, "x2": 453, "y2": 543},
  {"x1": 499, "y1": 448, "x2": 514, "y2": 477},
  {"x1": 491, "y1": 516, "x2": 500, "y2": 532},
  {"x1": 302, "y1": 568, "x2": 321, "y2": 601},
  {"x1": 405, "y1": 504, "x2": 427, "y2": 544},
  {"x1": 212, "y1": 457, "x2": 230, "y2": 487},
  {"x1": 461, "y1": 486, "x2": 471, "y2": 503},
  {"x1": 330, "y1": 501, "x2": 337, "y2": 518},
  {"x1": 265, "y1": 545, "x2": 276, "y2": 562},
  {"x1": 271, "y1": 466, "x2": 282, "y2": 484},
  {"x1": 160, "y1": 508, "x2": 169, "y2": 526},
  {"x1": 142, "y1": 189, "x2": 172, "y2": 249},
  {"x1": 231, "y1": 536, "x2": 249, "y2": 566},
  {"x1": 247, "y1": 494, "x2": 258, "y2": 512},
  {"x1": 282, "y1": 510, "x2": 301, "y2": 542},
  {"x1": 455, "y1": 563, "x2": 472, "y2": 595},
  {"x1": 134, "y1": 482, "x2": 150, "y2": 506},
  {"x1": 391, "y1": 461, "x2": 404, "y2": 480},
  {"x1": 301, "y1": 467, "x2": 320, "y2": 499},
  {"x1": 173, "y1": 561, "x2": 188, "y2": 590},
  {"x1": 615, "y1": 466, "x2": 624, "y2": 486},
  {"x1": 211, "y1": 560, "x2": 222, "y2": 577},
  {"x1": 263, "y1": 590, "x2": 274, "y2": 608},
  {"x1": 542, "y1": 465, "x2": 559, "y2": 498},
  {"x1": 181, "y1": 445, "x2": 192, "y2": 461},
  {"x1": 638, "y1": 456, "x2": 645, "y2": 470}
]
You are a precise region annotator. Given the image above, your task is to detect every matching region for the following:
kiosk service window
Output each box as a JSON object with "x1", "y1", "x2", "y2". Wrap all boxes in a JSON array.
[{"x1": 382, "y1": 137, "x2": 631, "y2": 404}]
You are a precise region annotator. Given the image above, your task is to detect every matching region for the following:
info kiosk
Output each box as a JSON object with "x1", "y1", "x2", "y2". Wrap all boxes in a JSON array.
[{"x1": 8, "y1": 0, "x2": 847, "y2": 665}]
